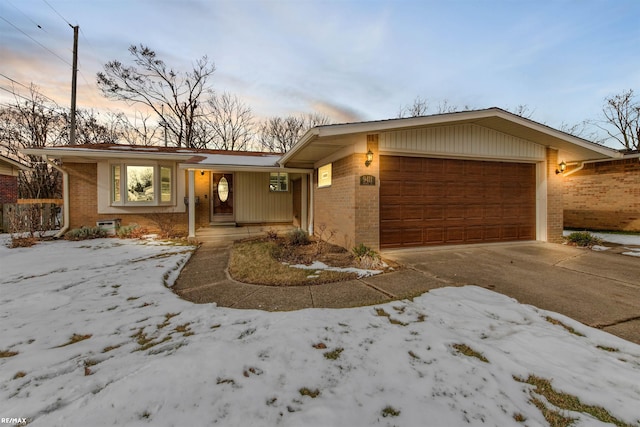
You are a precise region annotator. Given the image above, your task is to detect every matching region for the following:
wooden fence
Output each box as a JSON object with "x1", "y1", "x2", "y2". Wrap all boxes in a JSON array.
[{"x1": 1, "y1": 199, "x2": 63, "y2": 234}]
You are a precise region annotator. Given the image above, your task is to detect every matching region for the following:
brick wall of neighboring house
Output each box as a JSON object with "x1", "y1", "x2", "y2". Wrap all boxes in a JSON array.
[
  {"x1": 546, "y1": 148, "x2": 564, "y2": 243},
  {"x1": 0, "y1": 174, "x2": 19, "y2": 204},
  {"x1": 65, "y1": 162, "x2": 195, "y2": 235},
  {"x1": 563, "y1": 157, "x2": 640, "y2": 232},
  {"x1": 313, "y1": 138, "x2": 380, "y2": 250}
]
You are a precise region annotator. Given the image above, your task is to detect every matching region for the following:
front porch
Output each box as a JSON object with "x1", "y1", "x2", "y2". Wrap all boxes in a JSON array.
[{"x1": 194, "y1": 224, "x2": 296, "y2": 243}]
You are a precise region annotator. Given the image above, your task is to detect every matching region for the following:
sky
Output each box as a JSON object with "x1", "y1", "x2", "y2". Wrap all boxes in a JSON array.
[
  {"x1": 1, "y1": 235, "x2": 640, "y2": 425},
  {"x1": 1, "y1": 0, "x2": 640, "y2": 142}
]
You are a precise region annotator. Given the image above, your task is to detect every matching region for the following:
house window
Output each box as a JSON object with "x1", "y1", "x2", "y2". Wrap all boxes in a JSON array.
[
  {"x1": 111, "y1": 162, "x2": 174, "y2": 206},
  {"x1": 269, "y1": 172, "x2": 288, "y2": 192},
  {"x1": 112, "y1": 165, "x2": 121, "y2": 203},
  {"x1": 318, "y1": 163, "x2": 332, "y2": 188}
]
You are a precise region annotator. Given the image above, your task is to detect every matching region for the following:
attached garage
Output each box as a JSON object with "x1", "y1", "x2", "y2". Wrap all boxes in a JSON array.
[
  {"x1": 279, "y1": 108, "x2": 622, "y2": 251},
  {"x1": 379, "y1": 156, "x2": 536, "y2": 248}
]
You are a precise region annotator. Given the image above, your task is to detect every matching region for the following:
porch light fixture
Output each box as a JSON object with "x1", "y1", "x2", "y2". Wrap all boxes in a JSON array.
[
  {"x1": 555, "y1": 161, "x2": 567, "y2": 175},
  {"x1": 365, "y1": 149, "x2": 374, "y2": 167},
  {"x1": 200, "y1": 170, "x2": 205, "y2": 176}
]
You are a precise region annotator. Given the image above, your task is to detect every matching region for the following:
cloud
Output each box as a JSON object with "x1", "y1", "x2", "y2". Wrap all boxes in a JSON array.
[{"x1": 309, "y1": 100, "x2": 364, "y2": 123}]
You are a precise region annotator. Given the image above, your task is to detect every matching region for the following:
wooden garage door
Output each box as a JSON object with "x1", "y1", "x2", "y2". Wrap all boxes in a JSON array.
[{"x1": 380, "y1": 156, "x2": 536, "y2": 248}]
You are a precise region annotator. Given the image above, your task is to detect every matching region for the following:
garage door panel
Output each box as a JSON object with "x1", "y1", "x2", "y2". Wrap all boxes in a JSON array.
[
  {"x1": 380, "y1": 204, "x2": 402, "y2": 221},
  {"x1": 380, "y1": 155, "x2": 536, "y2": 248},
  {"x1": 446, "y1": 227, "x2": 465, "y2": 243},
  {"x1": 465, "y1": 226, "x2": 484, "y2": 242},
  {"x1": 401, "y1": 228, "x2": 423, "y2": 245},
  {"x1": 403, "y1": 205, "x2": 423, "y2": 220}
]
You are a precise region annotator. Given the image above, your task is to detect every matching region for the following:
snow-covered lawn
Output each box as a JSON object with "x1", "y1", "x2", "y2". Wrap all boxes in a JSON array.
[
  {"x1": 1, "y1": 238, "x2": 640, "y2": 427},
  {"x1": 564, "y1": 230, "x2": 640, "y2": 257}
]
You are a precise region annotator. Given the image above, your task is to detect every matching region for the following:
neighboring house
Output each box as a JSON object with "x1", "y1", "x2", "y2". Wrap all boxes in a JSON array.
[
  {"x1": 0, "y1": 154, "x2": 30, "y2": 232},
  {"x1": 563, "y1": 152, "x2": 640, "y2": 232},
  {"x1": 23, "y1": 108, "x2": 621, "y2": 250}
]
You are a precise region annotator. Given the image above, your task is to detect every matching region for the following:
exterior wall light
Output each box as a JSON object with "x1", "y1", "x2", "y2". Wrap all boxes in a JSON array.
[
  {"x1": 555, "y1": 161, "x2": 567, "y2": 175},
  {"x1": 365, "y1": 149, "x2": 374, "y2": 167},
  {"x1": 200, "y1": 170, "x2": 205, "y2": 176}
]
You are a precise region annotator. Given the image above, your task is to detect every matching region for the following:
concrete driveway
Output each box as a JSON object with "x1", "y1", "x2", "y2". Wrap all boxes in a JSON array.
[{"x1": 383, "y1": 242, "x2": 640, "y2": 345}]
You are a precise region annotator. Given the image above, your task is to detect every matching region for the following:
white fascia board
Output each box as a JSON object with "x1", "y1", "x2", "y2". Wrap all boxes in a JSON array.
[
  {"x1": 22, "y1": 147, "x2": 195, "y2": 161},
  {"x1": 179, "y1": 163, "x2": 312, "y2": 173}
]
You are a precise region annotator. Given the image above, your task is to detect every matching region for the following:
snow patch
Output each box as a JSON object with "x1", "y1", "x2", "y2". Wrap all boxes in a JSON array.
[{"x1": 290, "y1": 260, "x2": 382, "y2": 278}]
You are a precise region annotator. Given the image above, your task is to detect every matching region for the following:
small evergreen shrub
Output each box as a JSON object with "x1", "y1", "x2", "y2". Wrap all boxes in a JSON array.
[
  {"x1": 352, "y1": 243, "x2": 385, "y2": 270},
  {"x1": 352, "y1": 243, "x2": 377, "y2": 258},
  {"x1": 287, "y1": 228, "x2": 310, "y2": 246},
  {"x1": 566, "y1": 231, "x2": 603, "y2": 248},
  {"x1": 65, "y1": 226, "x2": 108, "y2": 241}
]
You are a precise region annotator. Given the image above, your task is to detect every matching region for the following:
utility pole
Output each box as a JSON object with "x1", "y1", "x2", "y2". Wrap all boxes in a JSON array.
[{"x1": 69, "y1": 25, "x2": 78, "y2": 145}]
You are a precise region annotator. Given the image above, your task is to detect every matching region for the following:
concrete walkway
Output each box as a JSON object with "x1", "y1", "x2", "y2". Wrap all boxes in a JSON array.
[
  {"x1": 173, "y1": 228, "x2": 640, "y2": 344},
  {"x1": 173, "y1": 234, "x2": 449, "y2": 311}
]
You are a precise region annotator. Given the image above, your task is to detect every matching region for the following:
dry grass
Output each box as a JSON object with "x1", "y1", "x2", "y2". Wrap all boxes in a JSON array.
[
  {"x1": 452, "y1": 343, "x2": 489, "y2": 363},
  {"x1": 515, "y1": 375, "x2": 634, "y2": 427},
  {"x1": 299, "y1": 387, "x2": 321, "y2": 398},
  {"x1": 0, "y1": 349, "x2": 19, "y2": 358},
  {"x1": 229, "y1": 240, "x2": 357, "y2": 286},
  {"x1": 545, "y1": 316, "x2": 585, "y2": 337},
  {"x1": 323, "y1": 348, "x2": 344, "y2": 360},
  {"x1": 381, "y1": 405, "x2": 401, "y2": 417},
  {"x1": 56, "y1": 333, "x2": 92, "y2": 348}
]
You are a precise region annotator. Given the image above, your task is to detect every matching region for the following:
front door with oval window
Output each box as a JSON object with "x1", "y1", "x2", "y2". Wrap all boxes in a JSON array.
[{"x1": 212, "y1": 173, "x2": 233, "y2": 222}]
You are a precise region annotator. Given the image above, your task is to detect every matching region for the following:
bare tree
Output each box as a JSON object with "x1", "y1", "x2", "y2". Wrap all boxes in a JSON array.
[
  {"x1": 200, "y1": 92, "x2": 254, "y2": 150},
  {"x1": 397, "y1": 96, "x2": 429, "y2": 118},
  {"x1": 0, "y1": 85, "x2": 63, "y2": 198},
  {"x1": 112, "y1": 111, "x2": 161, "y2": 146},
  {"x1": 71, "y1": 109, "x2": 121, "y2": 145},
  {"x1": 599, "y1": 89, "x2": 640, "y2": 150},
  {"x1": 257, "y1": 113, "x2": 331, "y2": 153},
  {"x1": 397, "y1": 97, "x2": 471, "y2": 118},
  {"x1": 508, "y1": 104, "x2": 535, "y2": 119},
  {"x1": 97, "y1": 44, "x2": 215, "y2": 148}
]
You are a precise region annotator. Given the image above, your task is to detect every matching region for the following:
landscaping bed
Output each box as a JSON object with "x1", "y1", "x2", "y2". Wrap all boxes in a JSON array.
[{"x1": 228, "y1": 230, "x2": 393, "y2": 286}]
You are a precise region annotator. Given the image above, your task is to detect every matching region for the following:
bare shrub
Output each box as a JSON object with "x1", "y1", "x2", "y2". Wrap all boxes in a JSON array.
[{"x1": 147, "y1": 212, "x2": 185, "y2": 238}]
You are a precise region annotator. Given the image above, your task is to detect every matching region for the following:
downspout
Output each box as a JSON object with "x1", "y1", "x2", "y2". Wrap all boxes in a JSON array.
[
  {"x1": 44, "y1": 155, "x2": 70, "y2": 238},
  {"x1": 308, "y1": 170, "x2": 314, "y2": 236}
]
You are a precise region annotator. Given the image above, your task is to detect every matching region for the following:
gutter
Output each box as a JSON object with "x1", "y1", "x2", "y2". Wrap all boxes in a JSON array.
[
  {"x1": 563, "y1": 154, "x2": 639, "y2": 177},
  {"x1": 43, "y1": 155, "x2": 70, "y2": 238}
]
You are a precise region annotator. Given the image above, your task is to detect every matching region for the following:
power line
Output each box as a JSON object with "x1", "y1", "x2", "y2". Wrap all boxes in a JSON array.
[
  {"x1": 0, "y1": 16, "x2": 72, "y2": 67},
  {"x1": 0, "y1": 86, "x2": 61, "y2": 111},
  {"x1": 0, "y1": 73, "x2": 59, "y2": 104},
  {"x1": 42, "y1": 0, "x2": 73, "y2": 27},
  {"x1": 6, "y1": 0, "x2": 48, "y2": 33}
]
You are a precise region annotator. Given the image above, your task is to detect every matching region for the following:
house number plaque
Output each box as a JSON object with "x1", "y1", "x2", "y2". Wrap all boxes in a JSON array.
[{"x1": 360, "y1": 175, "x2": 376, "y2": 186}]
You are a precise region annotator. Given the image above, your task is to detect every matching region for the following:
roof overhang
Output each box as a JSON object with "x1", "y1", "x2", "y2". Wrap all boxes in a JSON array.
[
  {"x1": 0, "y1": 155, "x2": 31, "y2": 172},
  {"x1": 22, "y1": 146, "x2": 197, "y2": 162},
  {"x1": 280, "y1": 108, "x2": 622, "y2": 169}
]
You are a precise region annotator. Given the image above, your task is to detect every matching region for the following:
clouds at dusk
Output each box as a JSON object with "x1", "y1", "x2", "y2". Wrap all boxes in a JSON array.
[{"x1": 1, "y1": 0, "x2": 639, "y2": 132}]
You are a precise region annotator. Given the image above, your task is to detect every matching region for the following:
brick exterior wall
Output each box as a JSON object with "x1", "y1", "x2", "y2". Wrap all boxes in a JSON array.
[
  {"x1": 563, "y1": 157, "x2": 640, "y2": 231},
  {"x1": 65, "y1": 162, "x2": 207, "y2": 235},
  {"x1": 314, "y1": 155, "x2": 357, "y2": 249},
  {"x1": 0, "y1": 174, "x2": 19, "y2": 204},
  {"x1": 546, "y1": 148, "x2": 564, "y2": 243},
  {"x1": 313, "y1": 138, "x2": 380, "y2": 250}
]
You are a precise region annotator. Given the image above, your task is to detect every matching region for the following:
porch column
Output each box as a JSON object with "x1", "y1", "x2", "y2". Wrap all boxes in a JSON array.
[
  {"x1": 188, "y1": 169, "x2": 196, "y2": 240},
  {"x1": 301, "y1": 174, "x2": 308, "y2": 231},
  {"x1": 308, "y1": 170, "x2": 314, "y2": 235}
]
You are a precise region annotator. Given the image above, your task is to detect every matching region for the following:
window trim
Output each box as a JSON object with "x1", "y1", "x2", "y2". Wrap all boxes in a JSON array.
[
  {"x1": 110, "y1": 161, "x2": 175, "y2": 207},
  {"x1": 269, "y1": 172, "x2": 289, "y2": 192},
  {"x1": 318, "y1": 163, "x2": 332, "y2": 188}
]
